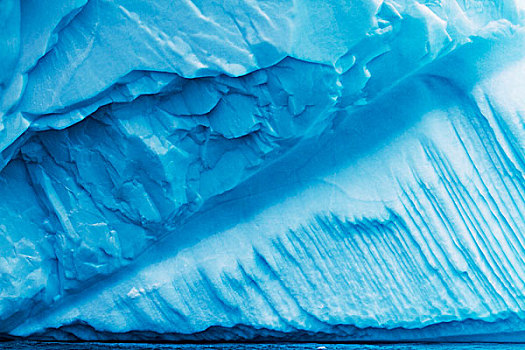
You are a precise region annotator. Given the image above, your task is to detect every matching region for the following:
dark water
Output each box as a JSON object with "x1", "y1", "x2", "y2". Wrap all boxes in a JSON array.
[{"x1": 2, "y1": 343, "x2": 525, "y2": 350}]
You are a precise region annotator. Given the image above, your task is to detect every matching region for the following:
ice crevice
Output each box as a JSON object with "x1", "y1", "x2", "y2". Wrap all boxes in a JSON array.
[{"x1": 2, "y1": 0, "x2": 525, "y2": 342}]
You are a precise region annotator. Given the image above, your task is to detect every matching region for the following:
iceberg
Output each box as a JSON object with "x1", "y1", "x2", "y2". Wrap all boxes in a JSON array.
[{"x1": 1, "y1": 0, "x2": 525, "y2": 342}]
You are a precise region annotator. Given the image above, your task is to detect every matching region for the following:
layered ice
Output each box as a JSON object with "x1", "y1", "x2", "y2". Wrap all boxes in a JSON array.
[{"x1": 1, "y1": 0, "x2": 525, "y2": 342}]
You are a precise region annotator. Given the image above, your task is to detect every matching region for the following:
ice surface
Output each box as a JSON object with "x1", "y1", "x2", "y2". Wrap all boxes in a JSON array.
[{"x1": 1, "y1": 0, "x2": 525, "y2": 342}]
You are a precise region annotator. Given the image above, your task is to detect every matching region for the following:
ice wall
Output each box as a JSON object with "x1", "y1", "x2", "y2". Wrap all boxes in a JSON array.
[{"x1": 1, "y1": 0, "x2": 525, "y2": 342}]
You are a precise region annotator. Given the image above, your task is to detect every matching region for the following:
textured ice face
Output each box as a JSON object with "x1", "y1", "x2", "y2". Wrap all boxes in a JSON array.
[{"x1": 1, "y1": 0, "x2": 525, "y2": 342}]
